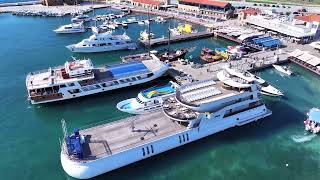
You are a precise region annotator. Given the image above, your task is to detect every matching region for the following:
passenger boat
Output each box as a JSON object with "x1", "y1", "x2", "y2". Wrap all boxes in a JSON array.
[
  {"x1": 304, "y1": 108, "x2": 320, "y2": 134},
  {"x1": 66, "y1": 27, "x2": 137, "y2": 53},
  {"x1": 272, "y1": 65, "x2": 293, "y2": 76},
  {"x1": 200, "y1": 48, "x2": 222, "y2": 62},
  {"x1": 26, "y1": 55, "x2": 168, "y2": 104},
  {"x1": 60, "y1": 79, "x2": 271, "y2": 179},
  {"x1": 71, "y1": 14, "x2": 91, "y2": 23},
  {"x1": 53, "y1": 22, "x2": 86, "y2": 34},
  {"x1": 217, "y1": 67, "x2": 284, "y2": 97},
  {"x1": 117, "y1": 81, "x2": 179, "y2": 114}
]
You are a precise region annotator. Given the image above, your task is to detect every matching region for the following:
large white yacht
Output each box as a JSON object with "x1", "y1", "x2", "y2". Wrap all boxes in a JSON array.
[
  {"x1": 217, "y1": 67, "x2": 283, "y2": 97},
  {"x1": 66, "y1": 27, "x2": 137, "y2": 53},
  {"x1": 116, "y1": 81, "x2": 179, "y2": 114},
  {"x1": 60, "y1": 79, "x2": 271, "y2": 179},
  {"x1": 26, "y1": 55, "x2": 168, "y2": 104},
  {"x1": 54, "y1": 22, "x2": 86, "y2": 34}
]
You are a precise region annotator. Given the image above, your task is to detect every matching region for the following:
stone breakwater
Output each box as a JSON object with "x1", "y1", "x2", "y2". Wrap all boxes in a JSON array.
[{"x1": 0, "y1": 4, "x2": 93, "y2": 17}]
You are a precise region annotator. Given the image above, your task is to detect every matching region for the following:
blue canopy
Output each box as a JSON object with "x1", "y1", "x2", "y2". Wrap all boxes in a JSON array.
[
  {"x1": 108, "y1": 62, "x2": 149, "y2": 78},
  {"x1": 308, "y1": 108, "x2": 320, "y2": 123},
  {"x1": 261, "y1": 39, "x2": 281, "y2": 48},
  {"x1": 252, "y1": 36, "x2": 273, "y2": 44}
]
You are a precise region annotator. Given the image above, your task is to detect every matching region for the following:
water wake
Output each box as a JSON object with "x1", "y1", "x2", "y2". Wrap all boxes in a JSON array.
[{"x1": 291, "y1": 134, "x2": 317, "y2": 143}]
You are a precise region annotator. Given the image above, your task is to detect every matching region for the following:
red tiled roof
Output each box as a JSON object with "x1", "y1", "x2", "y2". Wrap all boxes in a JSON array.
[
  {"x1": 179, "y1": 0, "x2": 229, "y2": 8},
  {"x1": 239, "y1": 8, "x2": 261, "y2": 15},
  {"x1": 133, "y1": 0, "x2": 162, "y2": 6},
  {"x1": 296, "y1": 14, "x2": 320, "y2": 22}
]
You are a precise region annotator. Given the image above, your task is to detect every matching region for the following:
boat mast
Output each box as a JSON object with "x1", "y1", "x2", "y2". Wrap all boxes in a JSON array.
[{"x1": 148, "y1": 8, "x2": 151, "y2": 57}]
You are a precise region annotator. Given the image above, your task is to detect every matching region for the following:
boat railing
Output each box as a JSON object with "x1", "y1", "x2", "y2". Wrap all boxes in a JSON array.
[{"x1": 78, "y1": 115, "x2": 134, "y2": 132}]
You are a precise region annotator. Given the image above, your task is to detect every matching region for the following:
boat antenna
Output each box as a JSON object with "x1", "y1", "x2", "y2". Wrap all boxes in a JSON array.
[
  {"x1": 148, "y1": 8, "x2": 151, "y2": 57},
  {"x1": 168, "y1": 19, "x2": 171, "y2": 52}
]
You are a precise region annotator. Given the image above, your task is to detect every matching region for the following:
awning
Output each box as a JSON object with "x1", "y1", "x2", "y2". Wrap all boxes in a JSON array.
[
  {"x1": 288, "y1": 49, "x2": 304, "y2": 57},
  {"x1": 307, "y1": 57, "x2": 320, "y2": 66}
]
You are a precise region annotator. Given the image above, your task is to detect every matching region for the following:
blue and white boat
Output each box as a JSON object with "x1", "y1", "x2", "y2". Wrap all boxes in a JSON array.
[
  {"x1": 117, "y1": 81, "x2": 179, "y2": 114},
  {"x1": 26, "y1": 55, "x2": 168, "y2": 104},
  {"x1": 304, "y1": 108, "x2": 320, "y2": 134}
]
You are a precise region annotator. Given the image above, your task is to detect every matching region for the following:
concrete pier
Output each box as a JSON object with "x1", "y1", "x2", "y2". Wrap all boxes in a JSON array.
[
  {"x1": 168, "y1": 50, "x2": 289, "y2": 84},
  {"x1": 141, "y1": 31, "x2": 214, "y2": 47}
]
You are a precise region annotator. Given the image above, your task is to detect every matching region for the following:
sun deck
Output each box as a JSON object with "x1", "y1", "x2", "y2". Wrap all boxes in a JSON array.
[
  {"x1": 78, "y1": 111, "x2": 187, "y2": 161},
  {"x1": 177, "y1": 80, "x2": 240, "y2": 106}
]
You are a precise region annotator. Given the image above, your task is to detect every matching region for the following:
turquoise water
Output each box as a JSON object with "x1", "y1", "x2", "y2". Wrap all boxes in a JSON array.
[{"x1": 0, "y1": 8, "x2": 319, "y2": 180}]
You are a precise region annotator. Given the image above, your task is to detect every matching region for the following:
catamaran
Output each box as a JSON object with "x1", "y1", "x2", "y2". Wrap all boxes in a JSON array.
[
  {"x1": 117, "y1": 81, "x2": 179, "y2": 114},
  {"x1": 60, "y1": 79, "x2": 271, "y2": 179},
  {"x1": 26, "y1": 55, "x2": 168, "y2": 104}
]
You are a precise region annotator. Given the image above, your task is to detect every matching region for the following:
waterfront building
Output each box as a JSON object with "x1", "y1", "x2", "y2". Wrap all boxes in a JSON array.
[
  {"x1": 177, "y1": 0, "x2": 234, "y2": 20},
  {"x1": 289, "y1": 49, "x2": 320, "y2": 75},
  {"x1": 237, "y1": 8, "x2": 261, "y2": 21},
  {"x1": 245, "y1": 14, "x2": 320, "y2": 43},
  {"x1": 131, "y1": 0, "x2": 169, "y2": 10}
]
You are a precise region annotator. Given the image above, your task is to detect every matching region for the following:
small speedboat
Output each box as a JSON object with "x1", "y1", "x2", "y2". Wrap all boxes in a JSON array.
[
  {"x1": 273, "y1": 64, "x2": 293, "y2": 76},
  {"x1": 304, "y1": 108, "x2": 320, "y2": 134},
  {"x1": 139, "y1": 30, "x2": 155, "y2": 41},
  {"x1": 138, "y1": 21, "x2": 145, "y2": 26},
  {"x1": 71, "y1": 14, "x2": 91, "y2": 23}
]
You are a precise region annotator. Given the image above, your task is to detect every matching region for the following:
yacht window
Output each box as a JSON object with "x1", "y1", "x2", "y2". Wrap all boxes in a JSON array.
[
  {"x1": 100, "y1": 43, "x2": 106, "y2": 46},
  {"x1": 182, "y1": 134, "x2": 185, "y2": 142},
  {"x1": 92, "y1": 44, "x2": 96, "y2": 46},
  {"x1": 146, "y1": 146, "x2": 150, "y2": 154},
  {"x1": 142, "y1": 148, "x2": 145, "y2": 156},
  {"x1": 126, "y1": 78, "x2": 131, "y2": 82},
  {"x1": 107, "y1": 43, "x2": 112, "y2": 45},
  {"x1": 132, "y1": 77, "x2": 137, "y2": 81},
  {"x1": 179, "y1": 136, "x2": 181, "y2": 143},
  {"x1": 186, "y1": 134, "x2": 189, "y2": 141},
  {"x1": 137, "y1": 76, "x2": 142, "y2": 80},
  {"x1": 68, "y1": 83, "x2": 75, "y2": 87},
  {"x1": 151, "y1": 145, "x2": 154, "y2": 153},
  {"x1": 83, "y1": 44, "x2": 86, "y2": 46},
  {"x1": 95, "y1": 85, "x2": 101, "y2": 88},
  {"x1": 113, "y1": 81, "x2": 119, "y2": 85},
  {"x1": 60, "y1": 84, "x2": 66, "y2": 88},
  {"x1": 119, "y1": 80, "x2": 125, "y2": 83}
]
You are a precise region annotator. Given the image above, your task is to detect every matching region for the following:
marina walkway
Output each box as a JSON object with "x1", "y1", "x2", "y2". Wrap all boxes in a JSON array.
[{"x1": 141, "y1": 31, "x2": 214, "y2": 47}]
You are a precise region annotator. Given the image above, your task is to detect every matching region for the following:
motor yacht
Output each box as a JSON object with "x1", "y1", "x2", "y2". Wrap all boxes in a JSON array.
[
  {"x1": 53, "y1": 22, "x2": 86, "y2": 34},
  {"x1": 66, "y1": 27, "x2": 137, "y2": 53}
]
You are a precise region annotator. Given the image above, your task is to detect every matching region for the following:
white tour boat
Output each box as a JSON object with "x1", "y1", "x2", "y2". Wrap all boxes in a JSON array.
[
  {"x1": 71, "y1": 14, "x2": 91, "y2": 23},
  {"x1": 60, "y1": 79, "x2": 271, "y2": 179},
  {"x1": 66, "y1": 27, "x2": 137, "y2": 53},
  {"x1": 26, "y1": 55, "x2": 168, "y2": 104},
  {"x1": 53, "y1": 22, "x2": 86, "y2": 34},
  {"x1": 217, "y1": 67, "x2": 283, "y2": 97},
  {"x1": 272, "y1": 64, "x2": 293, "y2": 76},
  {"x1": 117, "y1": 81, "x2": 179, "y2": 114}
]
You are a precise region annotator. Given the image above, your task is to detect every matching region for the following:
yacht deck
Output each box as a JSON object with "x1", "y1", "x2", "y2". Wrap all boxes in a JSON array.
[
  {"x1": 178, "y1": 80, "x2": 240, "y2": 106},
  {"x1": 78, "y1": 111, "x2": 187, "y2": 161}
]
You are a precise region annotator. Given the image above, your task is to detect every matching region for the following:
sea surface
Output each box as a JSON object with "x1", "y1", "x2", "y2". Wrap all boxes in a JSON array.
[{"x1": 0, "y1": 8, "x2": 319, "y2": 180}]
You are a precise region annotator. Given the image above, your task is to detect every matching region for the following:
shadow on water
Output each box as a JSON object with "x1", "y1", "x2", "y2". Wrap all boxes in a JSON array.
[{"x1": 75, "y1": 100, "x2": 306, "y2": 180}]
